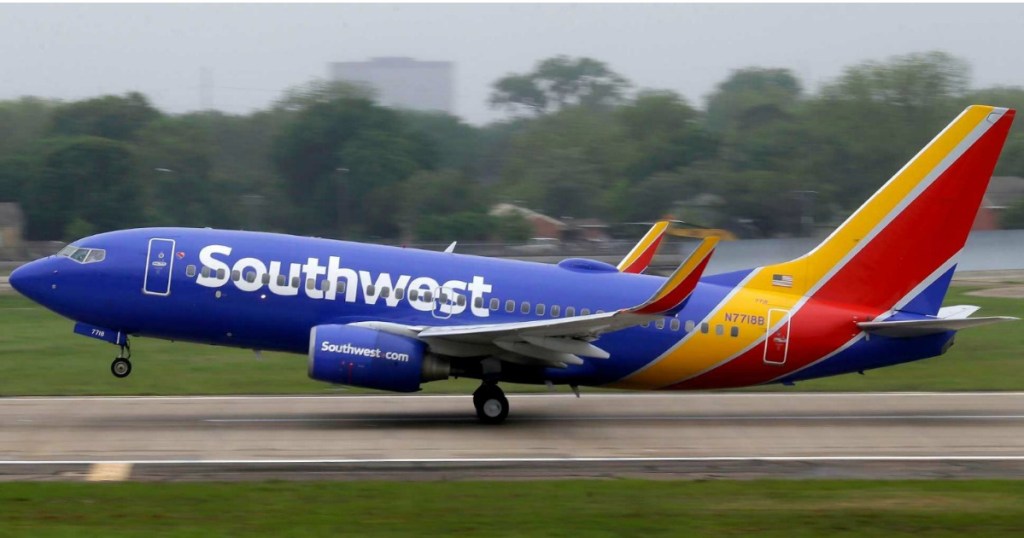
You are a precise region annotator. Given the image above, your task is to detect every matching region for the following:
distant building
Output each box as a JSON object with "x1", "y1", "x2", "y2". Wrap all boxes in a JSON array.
[
  {"x1": 329, "y1": 57, "x2": 454, "y2": 114},
  {"x1": 489, "y1": 203, "x2": 565, "y2": 240},
  {"x1": 0, "y1": 202, "x2": 24, "y2": 250}
]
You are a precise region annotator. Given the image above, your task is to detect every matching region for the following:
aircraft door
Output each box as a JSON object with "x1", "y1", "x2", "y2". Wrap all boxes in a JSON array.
[
  {"x1": 431, "y1": 287, "x2": 457, "y2": 320},
  {"x1": 143, "y1": 238, "x2": 176, "y2": 296},
  {"x1": 763, "y1": 308, "x2": 791, "y2": 365}
]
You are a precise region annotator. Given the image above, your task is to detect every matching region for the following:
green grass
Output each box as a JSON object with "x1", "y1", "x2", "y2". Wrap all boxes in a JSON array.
[
  {"x1": 0, "y1": 287, "x2": 1021, "y2": 396},
  {"x1": 2, "y1": 480, "x2": 1024, "y2": 537}
]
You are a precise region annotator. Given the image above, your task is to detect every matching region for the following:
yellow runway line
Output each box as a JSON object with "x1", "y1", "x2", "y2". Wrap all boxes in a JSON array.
[{"x1": 86, "y1": 462, "x2": 133, "y2": 482}]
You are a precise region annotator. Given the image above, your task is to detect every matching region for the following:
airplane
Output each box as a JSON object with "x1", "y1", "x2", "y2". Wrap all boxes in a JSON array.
[{"x1": 8, "y1": 104, "x2": 1018, "y2": 424}]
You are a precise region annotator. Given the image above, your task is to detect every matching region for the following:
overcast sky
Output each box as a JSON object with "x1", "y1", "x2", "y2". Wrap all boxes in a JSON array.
[{"x1": 3, "y1": 3, "x2": 1024, "y2": 124}]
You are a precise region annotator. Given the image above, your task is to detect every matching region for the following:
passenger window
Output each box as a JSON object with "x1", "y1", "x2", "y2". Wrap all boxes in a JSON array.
[
  {"x1": 521, "y1": 301, "x2": 531, "y2": 314},
  {"x1": 730, "y1": 326, "x2": 740, "y2": 337},
  {"x1": 307, "y1": 279, "x2": 316, "y2": 290},
  {"x1": 716, "y1": 324, "x2": 724, "y2": 336},
  {"x1": 395, "y1": 288, "x2": 405, "y2": 300},
  {"x1": 701, "y1": 322, "x2": 709, "y2": 334},
  {"x1": 670, "y1": 319, "x2": 680, "y2": 331},
  {"x1": 201, "y1": 266, "x2": 211, "y2": 278},
  {"x1": 685, "y1": 320, "x2": 695, "y2": 332},
  {"x1": 409, "y1": 289, "x2": 420, "y2": 301},
  {"x1": 245, "y1": 271, "x2": 256, "y2": 283},
  {"x1": 277, "y1": 274, "x2": 286, "y2": 286},
  {"x1": 320, "y1": 279, "x2": 331, "y2": 292},
  {"x1": 231, "y1": 270, "x2": 240, "y2": 282},
  {"x1": 291, "y1": 276, "x2": 300, "y2": 288},
  {"x1": 262, "y1": 273, "x2": 271, "y2": 285},
  {"x1": 456, "y1": 295, "x2": 466, "y2": 307},
  {"x1": 489, "y1": 298, "x2": 499, "y2": 311},
  {"x1": 423, "y1": 291, "x2": 433, "y2": 302},
  {"x1": 550, "y1": 305, "x2": 561, "y2": 317},
  {"x1": 474, "y1": 296, "x2": 483, "y2": 309},
  {"x1": 505, "y1": 300, "x2": 515, "y2": 313},
  {"x1": 218, "y1": 269, "x2": 226, "y2": 280},
  {"x1": 381, "y1": 287, "x2": 390, "y2": 299},
  {"x1": 536, "y1": 304, "x2": 545, "y2": 316},
  {"x1": 338, "y1": 281, "x2": 347, "y2": 294},
  {"x1": 580, "y1": 308, "x2": 591, "y2": 316},
  {"x1": 364, "y1": 284, "x2": 374, "y2": 295},
  {"x1": 656, "y1": 318, "x2": 666, "y2": 330},
  {"x1": 186, "y1": 265, "x2": 196, "y2": 278},
  {"x1": 439, "y1": 292, "x2": 449, "y2": 303},
  {"x1": 565, "y1": 306, "x2": 576, "y2": 317}
]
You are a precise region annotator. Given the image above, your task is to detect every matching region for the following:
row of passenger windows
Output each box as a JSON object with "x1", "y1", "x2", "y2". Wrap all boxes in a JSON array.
[{"x1": 184, "y1": 263, "x2": 743, "y2": 337}]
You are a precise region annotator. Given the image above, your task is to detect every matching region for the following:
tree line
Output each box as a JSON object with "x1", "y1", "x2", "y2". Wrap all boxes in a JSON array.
[{"x1": 2, "y1": 51, "x2": 1024, "y2": 243}]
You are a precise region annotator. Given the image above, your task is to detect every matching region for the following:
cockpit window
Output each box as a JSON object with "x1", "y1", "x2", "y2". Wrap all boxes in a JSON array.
[{"x1": 57, "y1": 246, "x2": 107, "y2": 264}]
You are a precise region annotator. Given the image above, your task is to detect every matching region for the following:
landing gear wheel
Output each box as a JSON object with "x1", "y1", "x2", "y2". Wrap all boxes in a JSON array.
[
  {"x1": 111, "y1": 358, "x2": 132, "y2": 378},
  {"x1": 473, "y1": 383, "x2": 509, "y2": 424}
]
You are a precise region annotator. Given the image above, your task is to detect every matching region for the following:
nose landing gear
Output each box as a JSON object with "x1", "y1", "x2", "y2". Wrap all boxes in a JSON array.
[{"x1": 110, "y1": 341, "x2": 132, "y2": 378}]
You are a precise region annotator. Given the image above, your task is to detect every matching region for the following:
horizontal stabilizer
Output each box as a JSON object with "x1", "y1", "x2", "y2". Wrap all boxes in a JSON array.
[{"x1": 858, "y1": 316, "x2": 1017, "y2": 338}]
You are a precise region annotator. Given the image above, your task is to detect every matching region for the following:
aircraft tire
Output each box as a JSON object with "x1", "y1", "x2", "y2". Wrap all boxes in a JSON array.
[
  {"x1": 473, "y1": 383, "x2": 509, "y2": 424},
  {"x1": 111, "y1": 358, "x2": 132, "y2": 378}
]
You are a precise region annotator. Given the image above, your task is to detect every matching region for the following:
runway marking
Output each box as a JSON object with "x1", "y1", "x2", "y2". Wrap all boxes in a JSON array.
[
  {"x1": 5, "y1": 456, "x2": 1024, "y2": 465},
  {"x1": 7, "y1": 392, "x2": 1024, "y2": 403},
  {"x1": 202, "y1": 414, "x2": 1024, "y2": 424},
  {"x1": 86, "y1": 462, "x2": 133, "y2": 481}
]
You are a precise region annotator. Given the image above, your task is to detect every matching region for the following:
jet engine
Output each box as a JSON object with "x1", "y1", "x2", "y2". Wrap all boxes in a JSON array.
[{"x1": 308, "y1": 324, "x2": 449, "y2": 392}]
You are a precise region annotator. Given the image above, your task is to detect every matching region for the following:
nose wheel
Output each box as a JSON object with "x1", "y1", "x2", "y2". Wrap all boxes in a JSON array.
[
  {"x1": 110, "y1": 341, "x2": 132, "y2": 378},
  {"x1": 473, "y1": 382, "x2": 509, "y2": 424},
  {"x1": 111, "y1": 358, "x2": 132, "y2": 378}
]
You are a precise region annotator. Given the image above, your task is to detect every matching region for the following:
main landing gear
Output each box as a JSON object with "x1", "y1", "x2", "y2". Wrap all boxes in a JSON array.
[
  {"x1": 473, "y1": 382, "x2": 509, "y2": 424},
  {"x1": 110, "y1": 341, "x2": 132, "y2": 378}
]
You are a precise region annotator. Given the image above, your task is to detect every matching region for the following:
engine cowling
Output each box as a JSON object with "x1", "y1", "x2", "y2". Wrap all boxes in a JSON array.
[{"x1": 308, "y1": 324, "x2": 449, "y2": 392}]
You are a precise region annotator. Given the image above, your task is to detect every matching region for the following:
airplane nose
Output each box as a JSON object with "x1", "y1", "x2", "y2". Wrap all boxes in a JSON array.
[{"x1": 8, "y1": 259, "x2": 51, "y2": 302}]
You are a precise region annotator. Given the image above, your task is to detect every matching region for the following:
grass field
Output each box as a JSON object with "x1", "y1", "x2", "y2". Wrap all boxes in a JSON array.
[
  {"x1": 2, "y1": 480, "x2": 1024, "y2": 536},
  {"x1": 0, "y1": 287, "x2": 1021, "y2": 396}
]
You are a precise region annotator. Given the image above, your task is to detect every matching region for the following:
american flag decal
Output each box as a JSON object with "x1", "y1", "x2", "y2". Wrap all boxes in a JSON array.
[{"x1": 772, "y1": 274, "x2": 793, "y2": 288}]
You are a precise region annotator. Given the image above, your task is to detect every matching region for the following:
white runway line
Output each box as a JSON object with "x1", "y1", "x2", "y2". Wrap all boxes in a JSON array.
[
  {"x1": 202, "y1": 414, "x2": 1024, "y2": 424},
  {"x1": 4, "y1": 455, "x2": 1024, "y2": 465}
]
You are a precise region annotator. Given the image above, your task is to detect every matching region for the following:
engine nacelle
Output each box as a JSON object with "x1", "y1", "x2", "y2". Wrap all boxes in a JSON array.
[{"x1": 308, "y1": 324, "x2": 449, "y2": 392}]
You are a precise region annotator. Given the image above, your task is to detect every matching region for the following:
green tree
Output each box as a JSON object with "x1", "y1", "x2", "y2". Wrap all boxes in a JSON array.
[
  {"x1": 0, "y1": 97, "x2": 57, "y2": 157},
  {"x1": 48, "y1": 92, "x2": 161, "y2": 141},
  {"x1": 705, "y1": 68, "x2": 803, "y2": 134},
  {"x1": 23, "y1": 136, "x2": 140, "y2": 239},
  {"x1": 490, "y1": 56, "x2": 630, "y2": 116},
  {"x1": 616, "y1": 90, "x2": 719, "y2": 182},
  {"x1": 271, "y1": 96, "x2": 434, "y2": 238}
]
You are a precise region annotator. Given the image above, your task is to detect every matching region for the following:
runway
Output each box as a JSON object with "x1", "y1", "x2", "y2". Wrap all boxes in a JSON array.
[{"x1": 3, "y1": 392, "x2": 1024, "y2": 481}]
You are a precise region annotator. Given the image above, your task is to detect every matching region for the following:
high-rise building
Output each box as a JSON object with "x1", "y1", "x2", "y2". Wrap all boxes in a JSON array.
[{"x1": 329, "y1": 57, "x2": 454, "y2": 114}]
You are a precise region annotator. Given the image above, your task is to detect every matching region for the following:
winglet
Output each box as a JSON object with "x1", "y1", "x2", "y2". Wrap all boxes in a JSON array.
[
  {"x1": 617, "y1": 221, "x2": 669, "y2": 274},
  {"x1": 630, "y1": 237, "x2": 718, "y2": 316}
]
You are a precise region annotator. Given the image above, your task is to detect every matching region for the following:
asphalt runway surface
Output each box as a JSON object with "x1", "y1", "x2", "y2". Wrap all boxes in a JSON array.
[{"x1": 3, "y1": 392, "x2": 1024, "y2": 481}]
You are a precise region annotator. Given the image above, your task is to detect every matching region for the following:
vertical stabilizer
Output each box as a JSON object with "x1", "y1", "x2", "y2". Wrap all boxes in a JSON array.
[{"x1": 759, "y1": 105, "x2": 1015, "y2": 315}]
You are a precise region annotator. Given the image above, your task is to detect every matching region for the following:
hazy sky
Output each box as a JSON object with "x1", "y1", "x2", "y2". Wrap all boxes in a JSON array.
[{"x1": 3, "y1": 3, "x2": 1024, "y2": 124}]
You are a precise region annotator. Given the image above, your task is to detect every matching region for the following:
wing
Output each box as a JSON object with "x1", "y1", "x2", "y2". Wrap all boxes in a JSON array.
[
  {"x1": 356, "y1": 237, "x2": 718, "y2": 368},
  {"x1": 617, "y1": 221, "x2": 669, "y2": 274}
]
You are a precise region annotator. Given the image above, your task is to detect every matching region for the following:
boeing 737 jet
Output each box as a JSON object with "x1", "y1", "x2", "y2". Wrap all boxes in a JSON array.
[{"x1": 9, "y1": 105, "x2": 1017, "y2": 423}]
